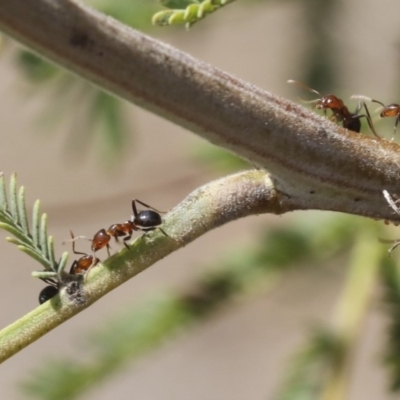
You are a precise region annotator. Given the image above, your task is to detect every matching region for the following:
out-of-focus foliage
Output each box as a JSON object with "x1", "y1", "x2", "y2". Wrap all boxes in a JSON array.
[
  {"x1": 85, "y1": 0, "x2": 159, "y2": 29},
  {"x1": 16, "y1": 51, "x2": 133, "y2": 164},
  {"x1": 275, "y1": 329, "x2": 341, "y2": 400},
  {"x1": 16, "y1": 51, "x2": 60, "y2": 83},
  {"x1": 299, "y1": 0, "x2": 339, "y2": 93},
  {"x1": 13, "y1": 0, "x2": 159, "y2": 163},
  {"x1": 277, "y1": 226, "x2": 386, "y2": 399},
  {"x1": 381, "y1": 255, "x2": 400, "y2": 391},
  {"x1": 192, "y1": 143, "x2": 250, "y2": 173},
  {"x1": 20, "y1": 213, "x2": 378, "y2": 399},
  {"x1": 152, "y1": 0, "x2": 236, "y2": 28}
]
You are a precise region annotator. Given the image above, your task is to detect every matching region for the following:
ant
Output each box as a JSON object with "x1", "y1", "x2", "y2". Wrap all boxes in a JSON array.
[
  {"x1": 71, "y1": 199, "x2": 168, "y2": 258},
  {"x1": 288, "y1": 80, "x2": 379, "y2": 137},
  {"x1": 370, "y1": 99, "x2": 400, "y2": 140},
  {"x1": 68, "y1": 230, "x2": 100, "y2": 274},
  {"x1": 38, "y1": 233, "x2": 100, "y2": 304}
]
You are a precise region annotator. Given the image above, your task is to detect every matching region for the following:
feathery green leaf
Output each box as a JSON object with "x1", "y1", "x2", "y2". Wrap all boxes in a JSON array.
[
  {"x1": 18, "y1": 186, "x2": 30, "y2": 235},
  {"x1": 153, "y1": 0, "x2": 236, "y2": 28},
  {"x1": 9, "y1": 173, "x2": 19, "y2": 224},
  {"x1": 0, "y1": 172, "x2": 68, "y2": 278},
  {"x1": 57, "y1": 252, "x2": 70, "y2": 276},
  {"x1": 32, "y1": 200, "x2": 41, "y2": 247}
]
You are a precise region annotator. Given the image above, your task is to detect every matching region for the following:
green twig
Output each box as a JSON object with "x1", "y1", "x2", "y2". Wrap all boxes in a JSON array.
[
  {"x1": 0, "y1": 170, "x2": 286, "y2": 363},
  {"x1": 0, "y1": 173, "x2": 62, "y2": 274},
  {"x1": 321, "y1": 226, "x2": 385, "y2": 400},
  {"x1": 274, "y1": 222, "x2": 385, "y2": 400},
  {"x1": 20, "y1": 214, "x2": 360, "y2": 398}
]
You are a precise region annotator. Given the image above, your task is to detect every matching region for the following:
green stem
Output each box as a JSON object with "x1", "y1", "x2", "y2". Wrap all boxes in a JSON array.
[
  {"x1": 0, "y1": 170, "x2": 282, "y2": 363},
  {"x1": 321, "y1": 228, "x2": 384, "y2": 400}
]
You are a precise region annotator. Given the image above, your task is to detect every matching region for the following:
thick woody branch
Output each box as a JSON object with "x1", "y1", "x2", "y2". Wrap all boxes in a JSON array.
[{"x1": 0, "y1": 0, "x2": 400, "y2": 221}]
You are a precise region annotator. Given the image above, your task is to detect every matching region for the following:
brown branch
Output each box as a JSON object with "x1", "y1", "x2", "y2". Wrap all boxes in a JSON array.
[
  {"x1": 1, "y1": 0, "x2": 399, "y2": 362},
  {"x1": 0, "y1": 0, "x2": 399, "y2": 221}
]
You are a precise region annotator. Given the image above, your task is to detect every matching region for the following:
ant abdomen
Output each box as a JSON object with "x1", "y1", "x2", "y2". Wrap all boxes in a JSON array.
[{"x1": 134, "y1": 210, "x2": 163, "y2": 230}]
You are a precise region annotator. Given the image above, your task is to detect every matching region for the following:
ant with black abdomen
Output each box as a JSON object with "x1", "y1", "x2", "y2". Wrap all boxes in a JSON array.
[
  {"x1": 69, "y1": 199, "x2": 168, "y2": 259},
  {"x1": 40, "y1": 199, "x2": 168, "y2": 304},
  {"x1": 288, "y1": 80, "x2": 379, "y2": 137}
]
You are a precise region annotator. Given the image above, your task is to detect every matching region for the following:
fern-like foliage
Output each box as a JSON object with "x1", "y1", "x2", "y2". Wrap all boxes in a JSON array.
[
  {"x1": 381, "y1": 256, "x2": 400, "y2": 391},
  {"x1": 0, "y1": 172, "x2": 68, "y2": 282},
  {"x1": 274, "y1": 329, "x2": 342, "y2": 400},
  {"x1": 152, "y1": 0, "x2": 236, "y2": 28}
]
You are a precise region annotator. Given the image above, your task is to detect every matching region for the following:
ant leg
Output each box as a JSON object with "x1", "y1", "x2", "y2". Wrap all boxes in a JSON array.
[
  {"x1": 300, "y1": 99, "x2": 321, "y2": 109},
  {"x1": 105, "y1": 243, "x2": 111, "y2": 257},
  {"x1": 69, "y1": 230, "x2": 89, "y2": 257},
  {"x1": 69, "y1": 260, "x2": 78, "y2": 274},
  {"x1": 361, "y1": 101, "x2": 380, "y2": 138},
  {"x1": 123, "y1": 234, "x2": 132, "y2": 250},
  {"x1": 132, "y1": 199, "x2": 167, "y2": 214},
  {"x1": 40, "y1": 277, "x2": 58, "y2": 286},
  {"x1": 329, "y1": 111, "x2": 339, "y2": 123},
  {"x1": 379, "y1": 238, "x2": 400, "y2": 255},
  {"x1": 371, "y1": 99, "x2": 385, "y2": 107},
  {"x1": 158, "y1": 227, "x2": 170, "y2": 238},
  {"x1": 389, "y1": 240, "x2": 400, "y2": 254},
  {"x1": 115, "y1": 228, "x2": 128, "y2": 243},
  {"x1": 140, "y1": 226, "x2": 170, "y2": 239},
  {"x1": 131, "y1": 199, "x2": 138, "y2": 219},
  {"x1": 83, "y1": 257, "x2": 100, "y2": 283},
  {"x1": 392, "y1": 115, "x2": 400, "y2": 141},
  {"x1": 62, "y1": 234, "x2": 91, "y2": 246},
  {"x1": 351, "y1": 104, "x2": 380, "y2": 138}
]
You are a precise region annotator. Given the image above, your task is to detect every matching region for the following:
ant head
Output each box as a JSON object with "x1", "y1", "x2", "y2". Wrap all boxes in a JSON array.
[
  {"x1": 317, "y1": 95, "x2": 344, "y2": 110},
  {"x1": 92, "y1": 229, "x2": 111, "y2": 251},
  {"x1": 381, "y1": 103, "x2": 400, "y2": 118}
]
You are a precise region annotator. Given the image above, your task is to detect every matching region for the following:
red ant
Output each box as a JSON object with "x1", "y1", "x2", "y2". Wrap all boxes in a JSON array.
[
  {"x1": 370, "y1": 99, "x2": 400, "y2": 140},
  {"x1": 288, "y1": 80, "x2": 379, "y2": 137},
  {"x1": 68, "y1": 230, "x2": 100, "y2": 274},
  {"x1": 39, "y1": 198, "x2": 167, "y2": 304},
  {"x1": 71, "y1": 199, "x2": 168, "y2": 258},
  {"x1": 39, "y1": 232, "x2": 100, "y2": 304}
]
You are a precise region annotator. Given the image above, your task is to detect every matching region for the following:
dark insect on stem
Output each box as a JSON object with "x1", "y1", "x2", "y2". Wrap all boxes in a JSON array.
[
  {"x1": 288, "y1": 80, "x2": 379, "y2": 138},
  {"x1": 38, "y1": 285, "x2": 59, "y2": 304}
]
